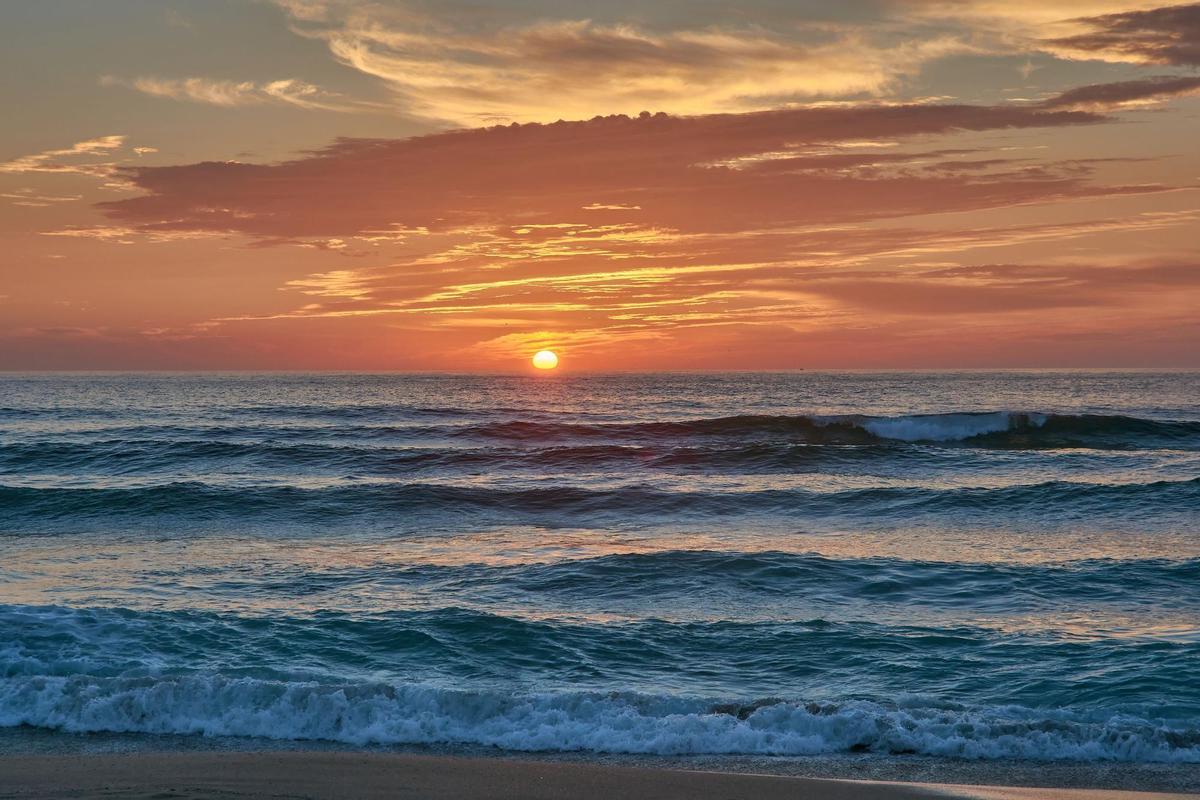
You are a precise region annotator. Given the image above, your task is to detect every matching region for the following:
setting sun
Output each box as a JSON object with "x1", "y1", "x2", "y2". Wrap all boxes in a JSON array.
[{"x1": 532, "y1": 350, "x2": 559, "y2": 370}]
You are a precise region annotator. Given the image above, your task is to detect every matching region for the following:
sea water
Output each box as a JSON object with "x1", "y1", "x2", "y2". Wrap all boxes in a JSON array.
[{"x1": 1, "y1": 372, "x2": 1198, "y2": 766}]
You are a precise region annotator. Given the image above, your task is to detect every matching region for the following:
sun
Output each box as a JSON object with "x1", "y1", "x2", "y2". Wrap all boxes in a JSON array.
[{"x1": 531, "y1": 350, "x2": 559, "y2": 370}]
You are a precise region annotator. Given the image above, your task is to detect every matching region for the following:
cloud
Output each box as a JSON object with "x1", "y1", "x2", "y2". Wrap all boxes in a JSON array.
[
  {"x1": 100, "y1": 76, "x2": 377, "y2": 112},
  {"x1": 1, "y1": 189, "x2": 83, "y2": 207},
  {"x1": 278, "y1": 2, "x2": 976, "y2": 123},
  {"x1": 274, "y1": 0, "x2": 335, "y2": 23},
  {"x1": 793, "y1": 260, "x2": 1200, "y2": 314},
  {"x1": 0, "y1": 135, "x2": 126, "y2": 177},
  {"x1": 38, "y1": 225, "x2": 222, "y2": 244},
  {"x1": 100, "y1": 104, "x2": 1114, "y2": 241},
  {"x1": 264, "y1": 212, "x2": 1198, "y2": 321},
  {"x1": 269, "y1": 2, "x2": 1200, "y2": 126},
  {"x1": 1039, "y1": 74, "x2": 1200, "y2": 109},
  {"x1": 901, "y1": 1, "x2": 1171, "y2": 26},
  {"x1": 1044, "y1": 3, "x2": 1200, "y2": 64}
]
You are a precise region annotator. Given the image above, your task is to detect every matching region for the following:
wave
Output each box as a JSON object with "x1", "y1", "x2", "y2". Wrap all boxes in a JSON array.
[
  {"x1": 1, "y1": 674, "x2": 1196, "y2": 762},
  {"x1": 9, "y1": 412, "x2": 1196, "y2": 451},
  {"x1": 0, "y1": 439, "x2": 982, "y2": 477},
  {"x1": 3, "y1": 602, "x2": 1198, "y2": 761},
  {"x1": 463, "y1": 412, "x2": 1200, "y2": 449},
  {"x1": 498, "y1": 551, "x2": 1200, "y2": 609},
  {"x1": 111, "y1": 551, "x2": 1200, "y2": 625},
  {"x1": 251, "y1": 550, "x2": 1200, "y2": 609},
  {"x1": 2, "y1": 476, "x2": 1196, "y2": 524},
  {"x1": 0, "y1": 403, "x2": 532, "y2": 422}
]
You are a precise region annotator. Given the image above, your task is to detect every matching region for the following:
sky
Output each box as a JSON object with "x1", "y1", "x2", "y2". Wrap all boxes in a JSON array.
[{"x1": 1, "y1": 0, "x2": 1198, "y2": 371}]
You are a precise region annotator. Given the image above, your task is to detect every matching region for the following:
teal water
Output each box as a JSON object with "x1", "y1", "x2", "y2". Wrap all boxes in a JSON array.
[{"x1": 1, "y1": 372, "x2": 1198, "y2": 763}]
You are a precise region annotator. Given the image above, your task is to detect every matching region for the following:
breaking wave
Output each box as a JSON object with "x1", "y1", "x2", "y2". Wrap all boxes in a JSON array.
[
  {"x1": 458, "y1": 412, "x2": 1200, "y2": 449},
  {"x1": 7, "y1": 412, "x2": 1199, "y2": 450},
  {"x1": 2, "y1": 675, "x2": 1197, "y2": 762}
]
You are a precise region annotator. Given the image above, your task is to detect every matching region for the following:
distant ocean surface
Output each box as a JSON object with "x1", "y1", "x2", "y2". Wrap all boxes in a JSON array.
[{"x1": 2, "y1": 372, "x2": 1200, "y2": 765}]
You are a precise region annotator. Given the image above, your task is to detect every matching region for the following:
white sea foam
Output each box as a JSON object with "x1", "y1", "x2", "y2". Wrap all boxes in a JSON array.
[
  {"x1": 1, "y1": 675, "x2": 1196, "y2": 762},
  {"x1": 857, "y1": 412, "x2": 1046, "y2": 442}
]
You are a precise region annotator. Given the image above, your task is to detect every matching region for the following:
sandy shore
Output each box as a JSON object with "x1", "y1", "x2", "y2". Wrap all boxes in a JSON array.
[{"x1": 0, "y1": 752, "x2": 1194, "y2": 800}]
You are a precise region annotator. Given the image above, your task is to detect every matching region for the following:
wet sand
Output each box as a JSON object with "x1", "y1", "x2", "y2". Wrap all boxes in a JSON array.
[{"x1": 0, "y1": 751, "x2": 1194, "y2": 799}]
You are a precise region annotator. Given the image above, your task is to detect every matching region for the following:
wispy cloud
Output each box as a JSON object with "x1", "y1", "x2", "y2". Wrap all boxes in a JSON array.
[
  {"x1": 278, "y1": 2, "x2": 976, "y2": 123},
  {"x1": 1039, "y1": 74, "x2": 1200, "y2": 109},
  {"x1": 1, "y1": 189, "x2": 83, "y2": 207},
  {"x1": 100, "y1": 75, "x2": 379, "y2": 113},
  {"x1": 902, "y1": 1, "x2": 1171, "y2": 26},
  {"x1": 785, "y1": 259, "x2": 1200, "y2": 314},
  {"x1": 40, "y1": 225, "x2": 224, "y2": 244},
  {"x1": 1043, "y1": 3, "x2": 1200, "y2": 64},
  {"x1": 0, "y1": 135, "x2": 126, "y2": 177},
  {"x1": 268, "y1": 2, "x2": 1200, "y2": 127}
]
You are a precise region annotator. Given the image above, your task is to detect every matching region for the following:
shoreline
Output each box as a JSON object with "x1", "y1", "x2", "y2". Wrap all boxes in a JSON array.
[
  {"x1": 0, "y1": 751, "x2": 1196, "y2": 800},
  {"x1": 1, "y1": 727, "x2": 1197, "y2": 795}
]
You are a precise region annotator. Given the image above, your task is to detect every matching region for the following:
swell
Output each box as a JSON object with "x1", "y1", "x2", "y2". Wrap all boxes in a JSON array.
[
  {"x1": 0, "y1": 439, "x2": 955, "y2": 476},
  {"x1": 483, "y1": 551, "x2": 1200, "y2": 609},
  {"x1": 3, "y1": 477, "x2": 1197, "y2": 523},
  {"x1": 7, "y1": 412, "x2": 1198, "y2": 450},
  {"x1": 466, "y1": 411, "x2": 1200, "y2": 448},
  {"x1": 129, "y1": 551, "x2": 1200, "y2": 625},
  {"x1": 0, "y1": 404, "x2": 530, "y2": 421}
]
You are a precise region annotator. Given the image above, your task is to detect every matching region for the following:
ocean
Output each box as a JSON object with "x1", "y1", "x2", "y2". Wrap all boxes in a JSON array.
[{"x1": 2, "y1": 372, "x2": 1199, "y2": 774}]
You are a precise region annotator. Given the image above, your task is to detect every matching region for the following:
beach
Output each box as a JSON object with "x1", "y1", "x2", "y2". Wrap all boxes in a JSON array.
[{"x1": 1, "y1": 751, "x2": 1196, "y2": 800}]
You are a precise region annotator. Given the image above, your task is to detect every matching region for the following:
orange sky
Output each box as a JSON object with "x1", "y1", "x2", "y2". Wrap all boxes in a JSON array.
[{"x1": 1, "y1": 1, "x2": 1198, "y2": 370}]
